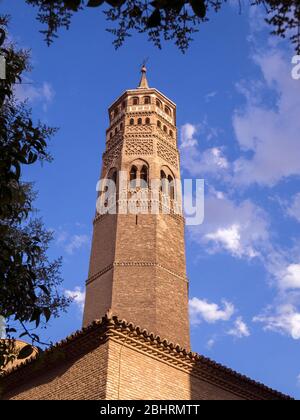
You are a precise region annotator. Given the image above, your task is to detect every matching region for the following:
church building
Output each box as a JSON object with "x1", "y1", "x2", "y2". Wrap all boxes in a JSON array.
[{"x1": 1, "y1": 68, "x2": 291, "y2": 400}]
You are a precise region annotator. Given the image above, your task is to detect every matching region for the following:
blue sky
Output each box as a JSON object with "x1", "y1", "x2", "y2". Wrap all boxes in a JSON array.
[{"x1": 3, "y1": 1, "x2": 300, "y2": 398}]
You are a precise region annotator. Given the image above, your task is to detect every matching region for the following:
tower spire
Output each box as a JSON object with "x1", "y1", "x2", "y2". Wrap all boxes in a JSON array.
[{"x1": 137, "y1": 63, "x2": 149, "y2": 89}]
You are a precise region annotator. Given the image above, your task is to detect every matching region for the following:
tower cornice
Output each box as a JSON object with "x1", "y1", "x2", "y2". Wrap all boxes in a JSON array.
[{"x1": 108, "y1": 88, "x2": 176, "y2": 111}]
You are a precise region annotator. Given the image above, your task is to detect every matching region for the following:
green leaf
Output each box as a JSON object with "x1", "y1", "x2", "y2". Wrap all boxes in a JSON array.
[
  {"x1": 147, "y1": 9, "x2": 162, "y2": 28},
  {"x1": 189, "y1": 0, "x2": 206, "y2": 19},
  {"x1": 150, "y1": 0, "x2": 168, "y2": 9},
  {"x1": 17, "y1": 344, "x2": 34, "y2": 360},
  {"x1": 105, "y1": 0, "x2": 126, "y2": 6},
  {"x1": 30, "y1": 308, "x2": 41, "y2": 328},
  {"x1": 87, "y1": 0, "x2": 104, "y2": 6},
  {"x1": 63, "y1": 0, "x2": 81, "y2": 11},
  {"x1": 129, "y1": 6, "x2": 142, "y2": 18},
  {"x1": 43, "y1": 307, "x2": 51, "y2": 323}
]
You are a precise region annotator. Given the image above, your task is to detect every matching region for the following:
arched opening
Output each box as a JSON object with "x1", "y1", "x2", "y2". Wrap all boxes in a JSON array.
[
  {"x1": 163, "y1": 125, "x2": 167, "y2": 133},
  {"x1": 145, "y1": 117, "x2": 150, "y2": 125},
  {"x1": 157, "y1": 120, "x2": 161, "y2": 128},
  {"x1": 111, "y1": 170, "x2": 117, "y2": 186},
  {"x1": 140, "y1": 165, "x2": 148, "y2": 187},
  {"x1": 114, "y1": 127, "x2": 118, "y2": 135},
  {"x1": 114, "y1": 107, "x2": 119, "y2": 116},
  {"x1": 137, "y1": 118, "x2": 142, "y2": 125},
  {"x1": 144, "y1": 96, "x2": 150, "y2": 105},
  {"x1": 160, "y1": 170, "x2": 167, "y2": 194},
  {"x1": 130, "y1": 165, "x2": 137, "y2": 187},
  {"x1": 129, "y1": 118, "x2": 134, "y2": 125},
  {"x1": 156, "y1": 98, "x2": 162, "y2": 108},
  {"x1": 165, "y1": 106, "x2": 171, "y2": 115},
  {"x1": 132, "y1": 97, "x2": 139, "y2": 105},
  {"x1": 169, "y1": 130, "x2": 173, "y2": 137},
  {"x1": 110, "y1": 132, "x2": 113, "y2": 139},
  {"x1": 168, "y1": 175, "x2": 175, "y2": 199}
]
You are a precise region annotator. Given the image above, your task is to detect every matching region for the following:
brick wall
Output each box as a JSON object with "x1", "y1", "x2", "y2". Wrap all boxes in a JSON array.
[
  {"x1": 3, "y1": 342, "x2": 109, "y2": 400},
  {"x1": 106, "y1": 339, "x2": 243, "y2": 400},
  {"x1": 2, "y1": 332, "x2": 282, "y2": 400}
]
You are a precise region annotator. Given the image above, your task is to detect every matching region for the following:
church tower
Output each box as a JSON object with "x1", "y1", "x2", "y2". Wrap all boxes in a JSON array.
[
  {"x1": 3, "y1": 67, "x2": 291, "y2": 402},
  {"x1": 83, "y1": 66, "x2": 190, "y2": 350}
]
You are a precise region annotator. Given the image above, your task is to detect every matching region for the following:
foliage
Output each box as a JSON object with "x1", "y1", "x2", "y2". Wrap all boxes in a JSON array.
[
  {"x1": 24, "y1": 0, "x2": 300, "y2": 53},
  {"x1": 0, "y1": 15, "x2": 70, "y2": 371}
]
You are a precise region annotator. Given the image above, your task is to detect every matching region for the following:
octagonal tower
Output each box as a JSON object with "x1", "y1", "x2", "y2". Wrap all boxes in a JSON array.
[{"x1": 83, "y1": 66, "x2": 190, "y2": 350}]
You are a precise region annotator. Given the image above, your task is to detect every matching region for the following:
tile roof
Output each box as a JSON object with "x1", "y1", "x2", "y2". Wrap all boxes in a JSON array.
[{"x1": 1, "y1": 310, "x2": 293, "y2": 400}]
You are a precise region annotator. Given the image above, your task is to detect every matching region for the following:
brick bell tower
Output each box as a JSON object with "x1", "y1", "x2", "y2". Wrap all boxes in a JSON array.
[{"x1": 83, "y1": 66, "x2": 190, "y2": 350}]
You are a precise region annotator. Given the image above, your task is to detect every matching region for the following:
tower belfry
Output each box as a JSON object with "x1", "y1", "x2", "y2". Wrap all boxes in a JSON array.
[{"x1": 83, "y1": 66, "x2": 190, "y2": 349}]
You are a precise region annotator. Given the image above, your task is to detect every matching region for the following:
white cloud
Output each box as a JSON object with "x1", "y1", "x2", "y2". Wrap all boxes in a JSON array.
[
  {"x1": 254, "y1": 304, "x2": 300, "y2": 340},
  {"x1": 205, "y1": 224, "x2": 241, "y2": 256},
  {"x1": 206, "y1": 338, "x2": 216, "y2": 349},
  {"x1": 54, "y1": 228, "x2": 90, "y2": 255},
  {"x1": 180, "y1": 123, "x2": 198, "y2": 149},
  {"x1": 287, "y1": 193, "x2": 300, "y2": 223},
  {"x1": 180, "y1": 123, "x2": 228, "y2": 177},
  {"x1": 56, "y1": 230, "x2": 68, "y2": 245},
  {"x1": 65, "y1": 286, "x2": 85, "y2": 312},
  {"x1": 232, "y1": 49, "x2": 300, "y2": 187},
  {"x1": 227, "y1": 317, "x2": 250, "y2": 338},
  {"x1": 204, "y1": 91, "x2": 217, "y2": 102},
  {"x1": 14, "y1": 80, "x2": 55, "y2": 111},
  {"x1": 189, "y1": 297, "x2": 234, "y2": 325},
  {"x1": 190, "y1": 193, "x2": 268, "y2": 259},
  {"x1": 279, "y1": 264, "x2": 300, "y2": 290},
  {"x1": 65, "y1": 234, "x2": 89, "y2": 255}
]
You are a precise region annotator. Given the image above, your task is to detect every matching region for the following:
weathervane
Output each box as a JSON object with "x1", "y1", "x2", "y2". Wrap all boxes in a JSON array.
[{"x1": 140, "y1": 57, "x2": 149, "y2": 72}]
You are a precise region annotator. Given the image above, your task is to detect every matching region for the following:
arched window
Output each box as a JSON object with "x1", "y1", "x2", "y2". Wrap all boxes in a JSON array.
[
  {"x1": 168, "y1": 175, "x2": 174, "y2": 199},
  {"x1": 165, "y1": 106, "x2": 171, "y2": 115},
  {"x1": 157, "y1": 120, "x2": 161, "y2": 128},
  {"x1": 115, "y1": 107, "x2": 119, "y2": 115},
  {"x1": 144, "y1": 96, "x2": 150, "y2": 104},
  {"x1": 110, "y1": 132, "x2": 113, "y2": 138},
  {"x1": 163, "y1": 125, "x2": 167, "y2": 133},
  {"x1": 129, "y1": 118, "x2": 134, "y2": 125},
  {"x1": 115, "y1": 127, "x2": 118, "y2": 135},
  {"x1": 156, "y1": 99, "x2": 162, "y2": 108},
  {"x1": 111, "y1": 170, "x2": 117, "y2": 186},
  {"x1": 169, "y1": 130, "x2": 173, "y2": 137},
  {"x1": 145, "y1": 117, "x2": 150, "y2": 125},
  {"x1": 160, "y1": 170, "x2": 167, "y2": 193},
  {"x1": 132, "y1": 97, "x2": 139, "y2": 105},
  {"x1": 130, "y1": 165, "x2": 137, "y2": 187},
  {"x1": 140, "y1": 165, "x2": 148, "y2": 187},
  {"x1": 137, "y1": 118, "x2": 142, "y2": 125}
]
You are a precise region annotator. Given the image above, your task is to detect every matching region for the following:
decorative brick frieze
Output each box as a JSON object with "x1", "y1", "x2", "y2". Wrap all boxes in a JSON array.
[
  {"x1": 85, "y1": 261, "x2": 188, "y2": 286},
  {"x1": 125, "y1": 138, "x2": 153, "y2": 155},
  {"x1": 157, "y1": 140, "x2": 179, "y2": 169},
  {"x1": 102, "y1": 142, "x2": 122, "y2": 169}
]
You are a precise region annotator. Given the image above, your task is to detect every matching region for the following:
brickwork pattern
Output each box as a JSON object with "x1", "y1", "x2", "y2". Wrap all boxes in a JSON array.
[
  {"x1": 83, "y1": 85, "x2": 190, "y2": 350},
  {"x1": 2, "y1": 315, "x2": 290, "y2": 400}
]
